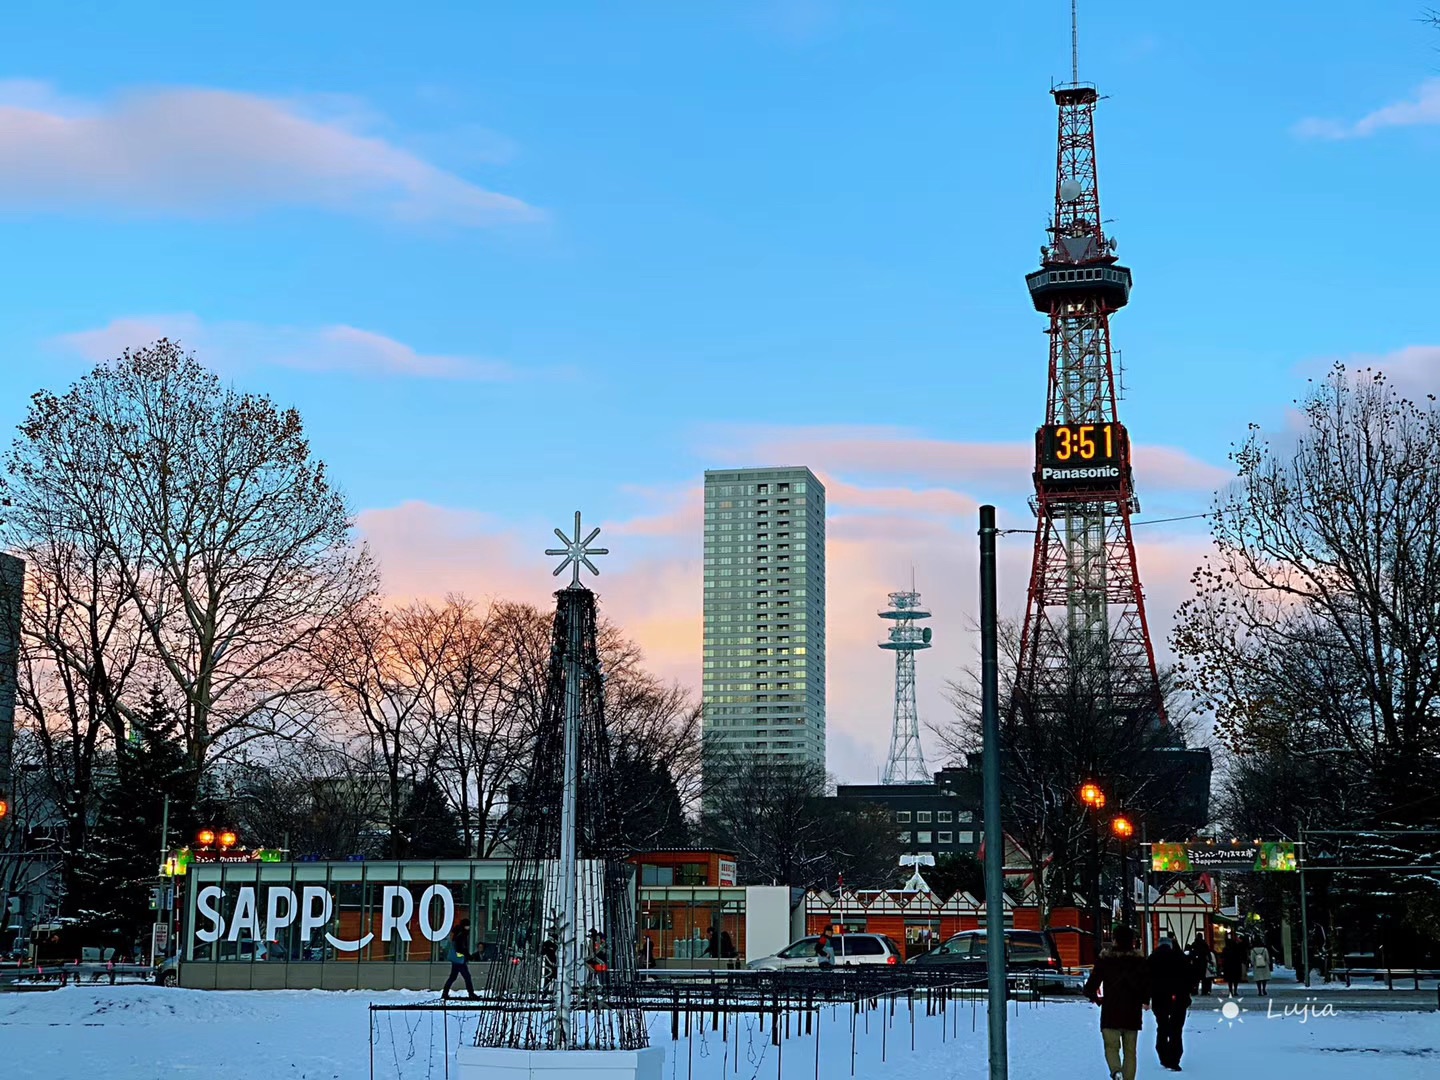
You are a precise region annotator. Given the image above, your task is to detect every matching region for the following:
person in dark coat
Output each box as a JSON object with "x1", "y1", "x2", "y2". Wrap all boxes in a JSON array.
[
  {"x1": 1186, "y1": 933, "x2": 1213, "y2": 996},
  {"x1": 442, "y1": 919, "x2": 477, "y2": 1000},
  {"x1": 541, "y1": 935, "x2": 558, "y2": 990},
  {"x1": 1222, "y1": 934, "x2": 1245, "y2": 995},
  {"x1": 1083, "y1": 926, "x2": 1151, "y2": 1080},
  {"x1": 1148, "y1": 938, "x2": 1193, "y2": 1072}
]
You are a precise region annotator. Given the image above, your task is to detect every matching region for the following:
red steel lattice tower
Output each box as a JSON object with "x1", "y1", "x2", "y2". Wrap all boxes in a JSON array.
[{"x1": 1014, "y1": 67, "x2": 1166, "y2": 728}]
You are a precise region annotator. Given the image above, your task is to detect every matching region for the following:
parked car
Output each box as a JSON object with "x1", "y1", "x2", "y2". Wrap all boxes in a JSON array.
[
  {"x1": 906, "y1": 929, "x2": 1062, "y2": 977},
  {"x1": 155, "y1": 955, "x2": 180, "y2": 987},
  {"x1": 747, "y1": 934, "x2": 904, "y2": 970}
]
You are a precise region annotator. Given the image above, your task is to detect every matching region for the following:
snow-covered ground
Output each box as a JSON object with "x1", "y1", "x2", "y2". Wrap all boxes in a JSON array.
[{"x1": 0, "y1": 986, "x2": 1435, "y2": 1080}]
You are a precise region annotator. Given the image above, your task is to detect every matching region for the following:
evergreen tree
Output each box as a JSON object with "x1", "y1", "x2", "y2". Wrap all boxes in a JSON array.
[
  {"x1": 926, "y1": 852, "x2": 985, "y2": 903},
  {"x1": 610, "y1": 748, "x2": 689, "y2": 851},
  {"x1": 82, "y1": 686, "x2": 197, "y2": 935},
  {"x1": 396, "y1": 771, "x2": 463, "y2": 859}
]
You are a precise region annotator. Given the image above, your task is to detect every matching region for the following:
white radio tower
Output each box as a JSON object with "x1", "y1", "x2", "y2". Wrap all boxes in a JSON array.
[{"x1": 880, "y1": 584, "x2": 933, "y2": 784}]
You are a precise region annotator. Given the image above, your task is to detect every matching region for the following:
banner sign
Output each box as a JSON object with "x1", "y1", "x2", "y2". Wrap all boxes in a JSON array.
[{"x1": 1151, "y1": 841, "x2": 1297, "y2": 873}]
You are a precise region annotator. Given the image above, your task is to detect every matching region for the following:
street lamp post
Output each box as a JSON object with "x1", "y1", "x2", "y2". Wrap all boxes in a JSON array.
[
  {"x1": 1079, "y1": 782, "x2": 1106, "y2": 958},
  {"x1": 1112, "y1": 815, "x2": 1135, "y2": 929}
]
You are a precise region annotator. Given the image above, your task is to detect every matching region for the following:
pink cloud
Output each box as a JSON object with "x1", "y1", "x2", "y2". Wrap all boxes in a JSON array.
[
  {"x1": 58, "y1": 314, "x2": 514, "y2": 380},
  {"x1": 0, "y1": 81, "x2": 539, "y2": 225},
  {"x1": 706, "y1": 425, "x2": 1230, "y2": 495},
  {"x1": 356, "y1": 482, "x2": 1213, "y2": 784}
]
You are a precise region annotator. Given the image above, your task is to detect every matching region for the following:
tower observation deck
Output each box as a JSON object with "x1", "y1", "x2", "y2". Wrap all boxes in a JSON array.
[{"x1": 880, "y1": 589, "x2": 933, "y2": 785}]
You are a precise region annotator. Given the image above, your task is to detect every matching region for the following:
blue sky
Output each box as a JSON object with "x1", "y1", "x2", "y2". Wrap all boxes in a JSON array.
[{"x1": 2, "y1": 1, "x2": 1436, "y2": 781}]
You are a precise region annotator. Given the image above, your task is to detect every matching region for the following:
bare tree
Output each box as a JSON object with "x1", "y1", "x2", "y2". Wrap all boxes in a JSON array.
[
  {"x1": 701, "y1": 750, "x2": 900, "y2": 888},
  {"x1": 325, "y1": 599, "x2": 456, "y2": 858},
  {"x1": 1174, "y1": 364, "x2": 1440, "y2": 819},
  {"x1": 8, "y1": 342, "x2": 376, "y2": 775},
  {"x1": 939, "y1": 620, "x2": 1209, "y2": 926},
  {"x1": 227, "y1": 735, "x2": 388, "y2": 859},
  {"x1": 3, "y1": 395, "x2": 149, "y2": 909}
]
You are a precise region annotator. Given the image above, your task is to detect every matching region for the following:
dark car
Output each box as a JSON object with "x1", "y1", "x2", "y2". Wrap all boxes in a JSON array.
[{"x1": 907, "y1": 929, "x2": 1062, "y2": 976}]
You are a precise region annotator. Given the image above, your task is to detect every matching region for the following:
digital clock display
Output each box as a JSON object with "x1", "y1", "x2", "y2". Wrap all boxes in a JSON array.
[{"x1": 1036, "y1": 422, "x2": 1130, "y2": 491}]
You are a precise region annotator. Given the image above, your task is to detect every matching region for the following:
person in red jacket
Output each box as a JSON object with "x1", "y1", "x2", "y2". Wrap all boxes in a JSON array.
[{"x1": 1083, "y1": 927, "x2": 1151, "y2": 1080}]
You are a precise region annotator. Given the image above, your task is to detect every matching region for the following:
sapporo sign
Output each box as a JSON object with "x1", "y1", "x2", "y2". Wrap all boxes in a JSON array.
[
  {"x1": 193, "y1": 883, "x2": 457, "y2": 953},
  {"x1": 1151, "y1": 842, "x2": 1297, "y2": 873}
]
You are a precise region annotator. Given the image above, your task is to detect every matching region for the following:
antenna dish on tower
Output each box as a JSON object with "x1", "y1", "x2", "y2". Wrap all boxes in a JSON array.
[{"x1": 1059, "y1": 179, "x2": 1083, "y2": 203}]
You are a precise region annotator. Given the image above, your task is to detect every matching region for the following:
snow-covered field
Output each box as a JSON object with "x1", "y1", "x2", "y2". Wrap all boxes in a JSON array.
[{"x1": 1, "y1": 986, "x2": 1436, "y2": 1080}]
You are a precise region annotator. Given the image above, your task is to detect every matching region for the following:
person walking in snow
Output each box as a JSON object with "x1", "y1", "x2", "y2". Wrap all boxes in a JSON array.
[
  {"x1": 1222, "y1": 934, "x2": 1246, "y2": 995},
  {"x1": 442, "y1": 919, "x2": 477, "y2": 1000},
  {"x1": 1249, "y1": 940, "x2": 1272, "y2": 996},
  {"x1": 1148, "y1": 937, "x2": 1192, "y2": 1072},
  {"x1": 1083, "y1": 925, "x2": 1151, "y2": 1080},
  {"x1": 1186, "y1": 932, "x2": 1214, "y2": 996}
]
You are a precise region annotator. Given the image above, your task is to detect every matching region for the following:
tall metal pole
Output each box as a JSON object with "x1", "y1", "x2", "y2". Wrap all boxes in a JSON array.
[
  {"x1": 554, "y1": 591, "x2": 584, "y2": 1049},
  {"x1": 1141, "y1": 821, "x2": 1152, "y2": 953},
  {"x1": 1298, "y1": 824, "x2": 1311, "y2": 987},
  {"x1": 156, "y1": 795, "x2": 170, "y2": 965},
  {"x1": 1090, "y1": 811, "x2": 1102, "y2": 957},
  {"x1": 978, "y1": 506, "x2": 1008, "y2": 1080}
]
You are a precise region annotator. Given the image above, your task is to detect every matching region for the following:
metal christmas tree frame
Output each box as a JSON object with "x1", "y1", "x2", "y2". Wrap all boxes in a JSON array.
[{"x1": 467, "y1": 512, "x2": 654, "y2": 1065}]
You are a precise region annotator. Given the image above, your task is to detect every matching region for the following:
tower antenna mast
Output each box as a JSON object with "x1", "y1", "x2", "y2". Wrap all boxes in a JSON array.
[
  {"x1": 880, "y1": 586, "x2": 933, "y2": 785},
  {"x1": 1071, "y1": 0, "x2": 1079, "y2": 84}
]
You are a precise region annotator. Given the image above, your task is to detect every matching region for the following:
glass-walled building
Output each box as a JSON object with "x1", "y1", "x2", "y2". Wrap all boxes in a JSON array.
[
  {"x1": 176, "y1": 855, "x2": 806, "y2": 989},
  {"x1": 702, "y1": 466, "x2": 827, "y2": 784},
  {"x1": 180, "y1": 860, "x2": 508, "y2": 990}
]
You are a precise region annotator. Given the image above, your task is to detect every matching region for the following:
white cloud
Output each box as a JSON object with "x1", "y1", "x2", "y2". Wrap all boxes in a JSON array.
[
  {"x1": 1294, "y1": 77, "x2": 1440, "y2": 139},
  {"x1": 58, "y1": 313, "x2": 515, "y2": 381},
  {"x1": 0, "y1": 81, "x2": 540, "y2": 225}
]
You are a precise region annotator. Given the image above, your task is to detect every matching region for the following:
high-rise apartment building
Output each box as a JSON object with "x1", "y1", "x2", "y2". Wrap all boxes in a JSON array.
[{"x1": 702, "y1": 466, "x2": 826, "y2": 781}]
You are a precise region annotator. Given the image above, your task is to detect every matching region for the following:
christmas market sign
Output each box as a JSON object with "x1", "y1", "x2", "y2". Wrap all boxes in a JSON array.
[
  {"x1": 1151, "y1": 841, "x2": 1297, "y2": 873},
  {"x1": 194, "y1": 883, "x2": 457, "y2": 953}
]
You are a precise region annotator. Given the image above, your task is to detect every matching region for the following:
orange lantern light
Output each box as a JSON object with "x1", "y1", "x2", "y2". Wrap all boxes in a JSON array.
[
  {"x1": 1111, "y1": 816, "x2": 1135, "y2": 840},
  {"x1": 218, "y1": 830, "x2": 238, "y2": 849},
  {"x1": 1079, "y1": 782, "x2": 1106, "y2": 810},
  {"x1": 197, "y1": 829, "x2": 217, "y2": 847}
]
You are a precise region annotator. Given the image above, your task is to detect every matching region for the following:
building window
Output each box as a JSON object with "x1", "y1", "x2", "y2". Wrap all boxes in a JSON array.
[
  {"x1": 896, "y1": 811, "x2": 911, "y2": 824},
  {"x1": 938, "y1": 831, "x2": 953, "y2": 844},
  {"x1": 916, "y1": 811, "x2": 932, "y2": 824},
  {"x1": 897, "y1": 832, "x2": 911, "y2": 844},
  {"x1": 916, "y1": 831, "x2": 932, "y2": 844},
  {"x1": 958, "y1": 831, "x2": 975, "y2": 845},
  {"x1": 937, "y1": 811, "x2": 953, "y2": 824},
  {"x1": 958, "y1": 811, "x2": 974, "y2": 823}
]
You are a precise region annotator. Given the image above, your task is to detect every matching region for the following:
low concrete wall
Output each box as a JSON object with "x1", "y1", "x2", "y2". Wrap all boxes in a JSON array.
[{"x1": 183, "y1": 961, "x2": 495, "y2": 991}]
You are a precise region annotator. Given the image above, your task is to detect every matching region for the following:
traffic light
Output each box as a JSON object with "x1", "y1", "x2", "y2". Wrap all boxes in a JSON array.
[{"x1": 149, "y1": 886, "x2": 164, "y2": 911}]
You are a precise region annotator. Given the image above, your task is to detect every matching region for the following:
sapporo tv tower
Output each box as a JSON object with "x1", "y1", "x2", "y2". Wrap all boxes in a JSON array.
[{"x1": 1014, "y1": 6, "x2": 1166, "y2": 726}]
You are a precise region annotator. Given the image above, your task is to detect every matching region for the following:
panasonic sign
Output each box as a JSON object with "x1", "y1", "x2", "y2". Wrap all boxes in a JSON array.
[
  {"x1": 1041, "y1": 465, "x2": 1122, "y2": 481},
  {"x1": 193, "y1": 883, "x2": 456, "y2": 952}
]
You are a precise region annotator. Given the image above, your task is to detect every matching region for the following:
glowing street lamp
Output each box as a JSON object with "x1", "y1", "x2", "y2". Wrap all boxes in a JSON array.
[
  {"x1": 1111, "y1": 816, "x2": 1135, "y2": 840},
  {"x1": 1079, "y1": 782, "x2": 1106, "y2": 810}
]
